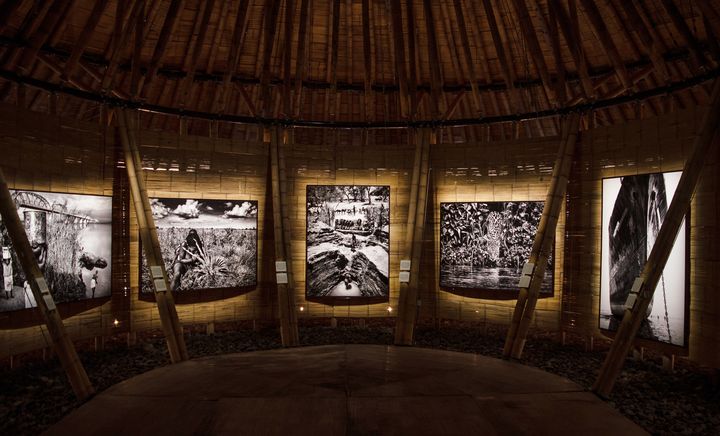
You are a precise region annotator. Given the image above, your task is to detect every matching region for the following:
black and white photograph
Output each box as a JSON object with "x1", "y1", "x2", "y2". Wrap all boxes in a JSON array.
[
  {"x1": 440, "y1": 201, "x2": 553, "y2": 293},
  {"x1": 0, "y1": 190, "x2": 112, "y2": 313},
  {"x1": 306, "y1": 185, "x2": 390, "y2": 299},
  {"x1": 140, "y1": 198, "x2": 258, "y2": 293},
  {"x1": 600, "y1": 171, "x2": 687, "y2": 347}
]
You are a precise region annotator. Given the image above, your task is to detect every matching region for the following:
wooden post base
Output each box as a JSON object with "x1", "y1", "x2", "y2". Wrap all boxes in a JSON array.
[{"x1": 662, "y1": 355, "x2": 675, "y2": 372}]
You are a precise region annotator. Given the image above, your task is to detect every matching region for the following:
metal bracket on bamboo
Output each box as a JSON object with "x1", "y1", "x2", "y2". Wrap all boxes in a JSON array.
[
  {"x1": 0, "y1": 167, "x2": 94, "y2": 400},
  {"x1": 503, "y1": 113, "x2": 581, "y2": 360},
  {"x1": 116, "y1": 108, "x2": 188, "y2": 364},
  {"x1": 592, "y1": 78, "x2": 720, "y2": 398}
]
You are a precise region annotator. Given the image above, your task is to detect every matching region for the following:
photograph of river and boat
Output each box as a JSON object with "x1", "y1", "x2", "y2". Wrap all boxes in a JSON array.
[
  {"x1": 600, "y1": 171, "x2": 688, "y2": 347},
  {"x1": 439, "y1": 201, "x2": 553, "y2": 295},
  {"x1": 306, "y1": 185, "x2": 389, "y2": 300},
  {"x1": 0, "y1": 190, "x2": 112, "y2": 313}
]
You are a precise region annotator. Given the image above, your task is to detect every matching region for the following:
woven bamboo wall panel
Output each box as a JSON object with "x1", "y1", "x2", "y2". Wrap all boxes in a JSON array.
[{"x1": 1, "y1": 103, "x2": 718, "y2": 369}]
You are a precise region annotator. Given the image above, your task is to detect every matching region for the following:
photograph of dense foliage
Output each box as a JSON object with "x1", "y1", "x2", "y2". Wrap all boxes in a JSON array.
[
  {"x1": 140, "y1": 198, "x2": 257, "y2": 293},
  {"x1": 440, "y1": 201, "x2": 553, "y2": 293}
]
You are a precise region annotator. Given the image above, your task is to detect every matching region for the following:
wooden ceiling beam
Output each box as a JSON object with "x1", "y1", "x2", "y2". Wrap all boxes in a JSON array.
[
  {"x1": 361, "y1": 0, "x2": 373, "y2": 120},
  {"x1": 618, "y1": 1, "x2": 671, "y2": 83},
  {"x1": 548, "y1": 0, "x2": 595, "y2": 99},
  {"x1": 659, "y1": 0, "x2": 707, "y2": 69},
  {"x1": 204, "y1": 1, "x2": 230, "y2": 75},
  {"x1": 292, "y1": 0, "x2": 311, "y2": 117},
  {"x1": 422, "y1": 0, "x2": 443, "y2": 118},
  {"x1": 452, "y1": 0, "x2": 484, "y2": 114},
  {"x1": 482, "y1": 0, "x2": 522, "y2": 112},
  {"x1": 234, "y1": 83, "x2": 258, "y2": 118},
  {"x1": 406, "y1": 0, "x2": 419, "y2": 118},
  {"x1": 16, "y1": 0, "x2": 74, "y2": 75},
  {"x1": 130, "y1": 0, "x2": 146, "y2": 98},
  {"x1": 178, "y1": 0, "x2": 216, "y2": 106},
  {"x1": 138, "y1": 0, "x2": 186, "y2": 97},
  {"x1": 0, "y1": 0, "x2": 23, "y2": 34},
  {"x1": 326, "y1": 0, "x2": 340, "y2": 118},
  {"x1": 530, "y1": 0, "x2": 568, "y2": 103},
  {"x1": 0, "y1": 1, "x2": 52, "y2": 69},
  {"x1": 61, "y1": 0, "x2": 109, "y2": 83},
  {"x1": 282, "y1": 0, "x2": 295, "y2": 117},
  {"x1": 101, "y1": 0, "x2": 143, "y2": 92},
  {"x1": 578, "y1": 0, "x2": 632, "y2": 90},
  {"x1": 509, "y1": 0, "x2": 558, "y2": 107},
  {"x1": 214, "y1": 0, "x2": 250, "y2": 113},
  {"x1": 259, "y1": 0, "x2": 282, "y2": 117}
]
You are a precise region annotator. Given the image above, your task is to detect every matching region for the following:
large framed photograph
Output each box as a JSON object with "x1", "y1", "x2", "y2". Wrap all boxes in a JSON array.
[
  {"x1": 600, "y1": 171, "x2": 688, "y2": 347},
  {"x1": 0, "y1": 190, "x2": 112, "y2": 313},
  {"x1": 306, "y1": 185, "x2": 390, "y2": 300},
  {"x1": 140, "y1": 198, "x2": 258, "y2": 293},
  {"x1": 440, "y1": 201, "x2": 553, "y2": 295}
]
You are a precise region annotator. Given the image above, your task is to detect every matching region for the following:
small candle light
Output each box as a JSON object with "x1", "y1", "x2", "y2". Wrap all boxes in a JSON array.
[
  {"x1": 113, "y1": 319, "x2": 120, "y2": 327},
  {"x1": 387, "y1": 306, "x2": 393, "y2": 313}
]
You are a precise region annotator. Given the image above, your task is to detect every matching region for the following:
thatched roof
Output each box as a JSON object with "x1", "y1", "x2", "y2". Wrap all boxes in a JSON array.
[{"x1": 0, "y1": 0, "x2": 718, "y2": 140}]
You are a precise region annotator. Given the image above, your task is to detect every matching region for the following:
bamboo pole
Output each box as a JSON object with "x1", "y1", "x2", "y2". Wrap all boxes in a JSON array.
[
  {"x1": 593, "y1": 79, "x2": 720, "y2": 397},
  {"x1": 117, "y1": 109, "x2": 188, "y2": 363},
  {"x1": 0, "y1": 168, "x2": 94, "y2": 400},
  {"x1": 503, "y1": 113, "x2": 581, "y2": 359},
  {"x1": 395, "y1": 128, "x2": 432, "y2": 345},
  {"x1": 268, "y1": 126, "x2": 299, "y2": 346}
]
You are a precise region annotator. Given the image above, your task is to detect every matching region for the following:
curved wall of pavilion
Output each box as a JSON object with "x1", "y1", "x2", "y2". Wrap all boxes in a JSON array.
[{"x1": 0, "y1": 102, "x2": 717, "y2": 368}]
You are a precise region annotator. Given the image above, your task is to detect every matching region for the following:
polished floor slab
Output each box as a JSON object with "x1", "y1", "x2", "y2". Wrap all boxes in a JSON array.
[{"x1": 46, "y1": 345, "x2": 646, "y2": 435}]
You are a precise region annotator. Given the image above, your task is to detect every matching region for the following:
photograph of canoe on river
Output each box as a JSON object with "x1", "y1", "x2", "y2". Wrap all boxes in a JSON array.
[
  {"x1": 600, "y1": 171, "x2": 687, "y2": 347},
  {"x1": 306, "y1": 185, "x2": 389, "y2": 299},
  {"x1": 439, "y1": 201, "x2": 553, "y2": 294}
]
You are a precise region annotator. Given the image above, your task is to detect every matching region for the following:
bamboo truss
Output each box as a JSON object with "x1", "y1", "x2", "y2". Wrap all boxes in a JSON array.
[
  {"x1": 503, "y1": 113, "x2": 581, "y2": 359},
  {"x1": 268, "y1": 126, "x2": 299, "y2": 347},
  {"x1": 395, "y1": 127, "x2": 433, "y2": 345},
  {"x1": 117, "y1": 108, "x2": 188, "y2": 363}
]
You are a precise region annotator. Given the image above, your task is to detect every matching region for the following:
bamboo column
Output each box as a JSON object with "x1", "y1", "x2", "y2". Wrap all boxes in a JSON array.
[
  {"x1": 503, "y1": 113, "x2": 581, "y2": 359},
  {"x1": 593, "y1": 79, "x2": 720, "y2": 397},
  {"x1": 267, "y1": 126, "x2": 299, "y2": 346},
  {"x1": 117, "y1": 109, "x2": 188, "y2": 363},
  {"x1": 0, "y1": 168, "x2": 94, "y2": 400},
  {"x1": 394, "y1": 127, "x2": 433, "y2": 345}
]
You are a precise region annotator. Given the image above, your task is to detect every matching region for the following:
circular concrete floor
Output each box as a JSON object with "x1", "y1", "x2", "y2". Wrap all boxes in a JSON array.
[{"x1": 46, "y1": 345, "x2": 646, "y2": 436}]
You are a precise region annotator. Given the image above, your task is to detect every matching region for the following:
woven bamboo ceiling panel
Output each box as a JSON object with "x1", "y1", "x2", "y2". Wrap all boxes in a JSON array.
[{"x1": 0, "y1": 0, "x2": 719, "y2": 137}]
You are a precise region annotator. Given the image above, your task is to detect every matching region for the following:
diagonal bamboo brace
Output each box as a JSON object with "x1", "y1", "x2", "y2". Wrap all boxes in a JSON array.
[
  {"x1": 593, "y1": 79, "x2": 720, "y2": 397},
  {"x1": 117, "y1": 109, "x2": 188, "y2": 363},
  {"x1": 503, "y1": 113, "x2": 581, "y2": 359},
  {"x1": 0, "y1": 167, "x2": 94, "y2": 400}
]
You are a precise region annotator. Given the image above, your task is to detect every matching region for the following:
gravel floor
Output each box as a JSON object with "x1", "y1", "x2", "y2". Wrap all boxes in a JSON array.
[{"x1": 1, "y1": 321, "x2": 718, "y2": 435}]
